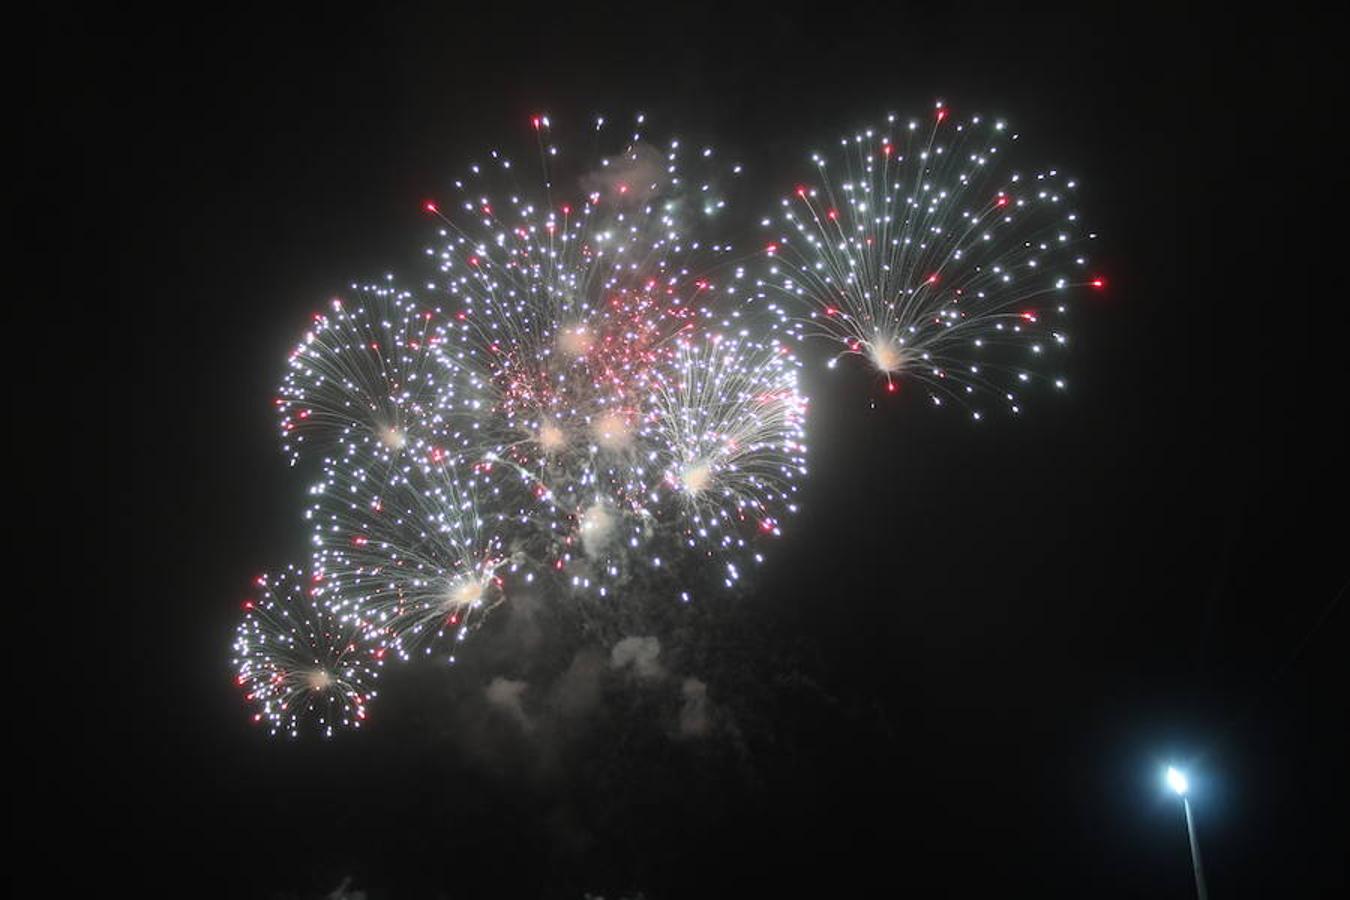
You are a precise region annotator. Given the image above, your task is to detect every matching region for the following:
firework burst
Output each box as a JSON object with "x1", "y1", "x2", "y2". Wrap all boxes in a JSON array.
[
  {"x1": 422, "y1": 114, "x2": 796, "y2": 593},
  {"x1": 277, "y1": 283, "x2": 475, "y2": 467},
  {"x1": 233, "y1": 103, "x2": 1102, "y2": 738},
  {"x1": 648, "y1": 332, "x2": 808, "y2": 589},
  {"x1": 759, "y1": 100, "x2": 1100, "y2": 417},
  {"x1": 231, "y1": 564, "x2": 380, "y2": 737},
  {"x1": 308, "y1": 453, "x2": 518, "y2": 661}
]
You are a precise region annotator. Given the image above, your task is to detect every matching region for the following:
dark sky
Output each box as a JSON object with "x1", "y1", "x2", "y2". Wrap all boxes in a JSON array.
[{"x1": 32, "y1": 3, "x2": 1346, "y2": 897}]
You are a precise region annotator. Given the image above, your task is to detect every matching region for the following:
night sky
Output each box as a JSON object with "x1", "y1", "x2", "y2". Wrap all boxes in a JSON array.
[{"x1": 33, "y1": 4, "x2": 1346, "y2": 897}]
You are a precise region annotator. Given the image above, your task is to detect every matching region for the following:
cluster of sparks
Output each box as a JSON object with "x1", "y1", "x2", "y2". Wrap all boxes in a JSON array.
[
  {"x1": 760, "y1": 100, "x2": 1101, "y2": 414},
  {"x1": 231, "y1": 566, "x2": 377, "y2": 738},
  {"x1": 234, "y1": 104, "x2": 1100, "y2": 736}
]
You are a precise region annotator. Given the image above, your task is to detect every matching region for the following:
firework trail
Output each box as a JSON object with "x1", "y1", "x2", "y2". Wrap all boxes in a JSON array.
[
  {"x1": 231, "y1": 564, "x2": 381, "y2": 737},
  {"x1": 758, "y1": 100, "x2": 1101, "y2": 417}
]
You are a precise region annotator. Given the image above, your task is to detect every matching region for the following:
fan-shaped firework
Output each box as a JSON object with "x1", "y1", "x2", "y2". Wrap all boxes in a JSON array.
[
  {"x1": 231, "y1": 564, "x2": 380, "y2": 737},
  {"x1": 648, "y1": 332, "x2": 808, "y2": 589},
  {"x1": 277, "y1": 283, "x2": 472, "y2": 467},
  {"x1": 759, "y1": 101, "x2": 1100, "y2": 416},
  {"x1": 308, "y1": 454, "x2": 516, "y2": 661}
]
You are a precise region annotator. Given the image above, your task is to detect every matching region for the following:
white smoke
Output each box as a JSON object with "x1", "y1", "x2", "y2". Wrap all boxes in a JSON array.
[
  {"x1": 677, "y1": 678, "x2": 712, "y2": 738},
  {"x1": 579, "y1": 141, "x2": 667, "y2": 204},
  {"x1": 484, "y1": 677, "x2": 531, "y2": 730},
  {"x1": 609, "y1": 635, "x2": 664, "y2": 680}
]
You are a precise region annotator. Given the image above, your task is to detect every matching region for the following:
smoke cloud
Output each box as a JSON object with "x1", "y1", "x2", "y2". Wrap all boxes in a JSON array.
[
  {"x1": 579, "y1": 141, "x2": 668, "y2": 204},
  {"x1": 610, "y1": 635, "x2": 664, "y2": 680},
  {"x1": 484, "y1": 676, "x2": 531, "y2": 730},
  {"x1": 677, "y1": 677, "x2": 712, "y2": 738}
]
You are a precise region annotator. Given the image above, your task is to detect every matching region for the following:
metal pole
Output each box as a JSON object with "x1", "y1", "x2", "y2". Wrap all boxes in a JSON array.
[{"x1": 1182, "y1": 795, "x2": 1209, "y2": 900}]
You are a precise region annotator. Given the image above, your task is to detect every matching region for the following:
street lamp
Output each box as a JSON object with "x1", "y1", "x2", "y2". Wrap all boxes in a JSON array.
[{"x1": 1166, "y1": 766, "x2": 1208, "y2": 900}]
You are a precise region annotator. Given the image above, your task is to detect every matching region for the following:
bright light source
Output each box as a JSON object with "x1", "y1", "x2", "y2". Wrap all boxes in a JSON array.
[{"x1": 1166, "y1": 766, "x2": 1189, "y2": 796}]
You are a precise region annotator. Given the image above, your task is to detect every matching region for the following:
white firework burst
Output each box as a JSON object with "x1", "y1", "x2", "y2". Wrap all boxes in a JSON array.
[
  {"x1": 277, "y1": 283, "x2": 476, "y2": 466},
  {"x1": 231, "y1": 564, "x2": 381, "y2": 738},
  {"x1": 648, "y1": 332, "x2": 808, "y2": 588},
  {"x1": 307, "y1": 453, "x2": 516, "y2": 661},
  {"x1": 759, "y1": 100, "x2": 1102, "y2": 417},
  {"x1": 422, "y1": 113, "x2": 777, "y2": 593}
]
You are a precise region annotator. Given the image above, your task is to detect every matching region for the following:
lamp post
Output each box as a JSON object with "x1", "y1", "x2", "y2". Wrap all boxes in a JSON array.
[{"x1": 1166, "y1": 766, "x2": 1208, "y2": 900}]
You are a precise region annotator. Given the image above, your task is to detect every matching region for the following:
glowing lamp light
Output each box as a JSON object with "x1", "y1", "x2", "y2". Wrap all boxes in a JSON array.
[{"x1": 1166, "y1": 766, "x2": 1189, "y2": 796}]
